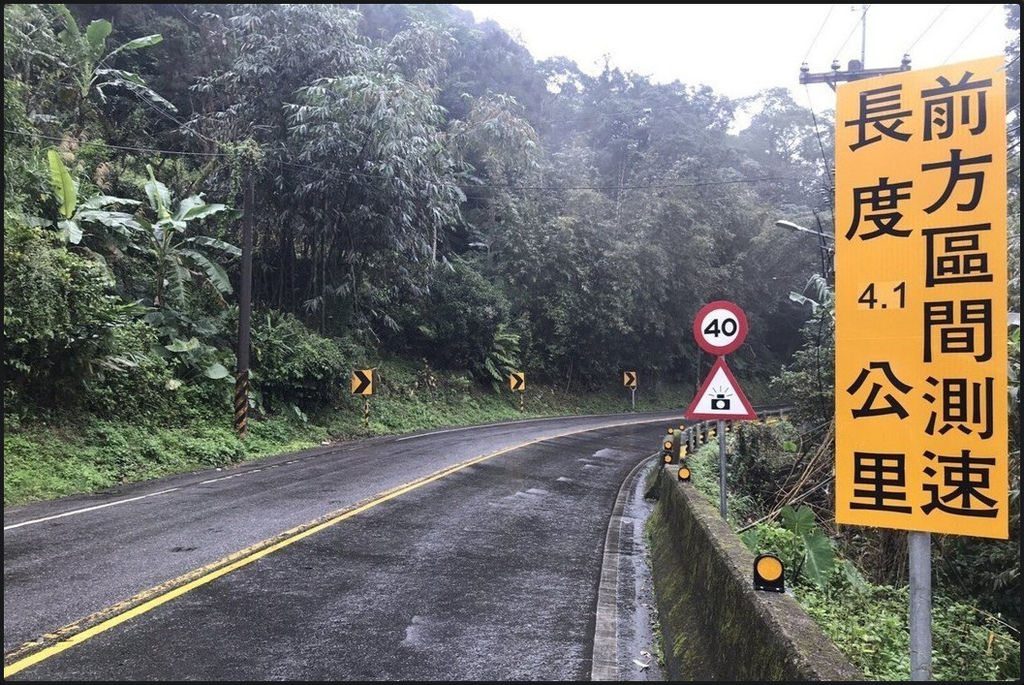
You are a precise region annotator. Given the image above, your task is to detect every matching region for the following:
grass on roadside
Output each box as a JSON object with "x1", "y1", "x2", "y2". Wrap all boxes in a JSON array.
[{"x1": 4, "y1": 359, "x2": 688, "y2": 507}]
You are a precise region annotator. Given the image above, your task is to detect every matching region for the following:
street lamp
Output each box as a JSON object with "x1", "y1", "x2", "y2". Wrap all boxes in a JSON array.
[
  {"x1": 774, "y1": 214, "x2": 834, "y2": 281},
  {"x1": 773, "y1": 220, "x2": 835, "y2": 243}
]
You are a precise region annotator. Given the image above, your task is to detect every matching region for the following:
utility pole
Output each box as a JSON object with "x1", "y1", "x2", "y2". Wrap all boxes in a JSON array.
[
  {"x1": 234, "y1": 175, "x2": 254, "y2": 439},
  {"x1": 860, "y1": 4, "x2": 868, "y2": 68},
  {"x1": 800, "y1": 4, "x2": 910, "y2": 91}
]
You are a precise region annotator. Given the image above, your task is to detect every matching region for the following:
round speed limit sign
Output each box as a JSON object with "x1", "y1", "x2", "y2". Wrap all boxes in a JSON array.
[{"x1": 692, "y1": 300, "x2": 748, "y2": 355}]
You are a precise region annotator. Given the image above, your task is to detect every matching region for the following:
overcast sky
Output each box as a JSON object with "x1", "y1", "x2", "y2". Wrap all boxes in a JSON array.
[{"x1": 455, "y1": 4, "x2": 1014, "y2": 121}]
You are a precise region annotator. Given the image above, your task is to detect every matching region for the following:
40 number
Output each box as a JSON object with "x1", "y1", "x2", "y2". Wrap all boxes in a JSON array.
[{"x1": 703, "y1": 317, "x2": 738, "y2": 337}]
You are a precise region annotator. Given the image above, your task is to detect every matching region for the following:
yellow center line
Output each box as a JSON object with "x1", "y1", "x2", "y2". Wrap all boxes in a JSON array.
[{"x1": 3, "y1": 415, "x2": 671, "y2": 678}]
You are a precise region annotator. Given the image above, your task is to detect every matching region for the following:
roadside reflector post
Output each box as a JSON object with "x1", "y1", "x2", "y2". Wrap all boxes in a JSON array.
[
  {"x1": 363, "y1": 397, "x2": 370, "y2": 427},
  {"x1": 662, "y1": 429, "x2": 681, "y2": 464},
  {"x1": 753, "y1": 554, "x2": 785, "y2": 592}
]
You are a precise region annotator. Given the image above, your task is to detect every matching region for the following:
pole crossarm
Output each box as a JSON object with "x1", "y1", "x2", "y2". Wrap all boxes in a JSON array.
[{"x1": 800, "y1": 57, "x2": 912, "y2": 90}]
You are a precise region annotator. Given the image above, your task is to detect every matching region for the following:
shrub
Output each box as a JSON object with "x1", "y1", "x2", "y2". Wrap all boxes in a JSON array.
[
  {"x1": 3, "y1": 215, "x2": 136, "y2": 407},
  {"x1": 251, "y1": 309, "x2": 355, "y2": 406},
  {"x1": 398, "y1": 260, "x2": 513, "y2": 377}
]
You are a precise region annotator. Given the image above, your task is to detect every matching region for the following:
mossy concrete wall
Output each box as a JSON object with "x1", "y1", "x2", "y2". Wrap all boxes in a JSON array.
[{"x1": 648, "y1": 466, "x2": 862, "y2": 681}]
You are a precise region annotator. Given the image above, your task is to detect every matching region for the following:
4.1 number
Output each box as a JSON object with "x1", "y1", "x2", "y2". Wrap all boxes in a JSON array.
[{"x1": 857, "y1": 282, "x2": 905, "y2": 309}]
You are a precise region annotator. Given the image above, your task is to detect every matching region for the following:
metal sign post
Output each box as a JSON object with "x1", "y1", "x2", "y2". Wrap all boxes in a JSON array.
[
  {"x1": 717, "y1": 418, "x2": 727, "y2": 519},
  {"x1": 685, "y1": 301, "x2": 757, "y2": 520},
  {"x1": 510, "y1": 372, "x2": 525, "y2": 412},
  {"x1": 909, "y1": 532, "x2": 932, "y2": 680},
  {"x1": 623, "y1": 371, "x2": 637, "y2": 409},
  {"x1": 351, "y1": 369, "x2": 374, "y2": 427}
]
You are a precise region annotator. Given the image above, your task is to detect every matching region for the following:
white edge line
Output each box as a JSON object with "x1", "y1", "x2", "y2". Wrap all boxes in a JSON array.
[{"x1": 4, "y1": 488, "x2": 180, "y2": 531}]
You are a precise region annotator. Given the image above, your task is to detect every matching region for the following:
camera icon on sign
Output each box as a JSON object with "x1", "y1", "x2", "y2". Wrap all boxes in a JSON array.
[{"x1": 711, "y1": 394, "x2": 731, "y2": 411}]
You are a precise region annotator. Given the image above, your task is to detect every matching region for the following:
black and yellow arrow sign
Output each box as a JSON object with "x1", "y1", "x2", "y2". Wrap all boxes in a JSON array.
[
  {"x1": 509, "y1": 372, "x2": 525, "y2": 391},
  {"x1": 623, "y1": 371, "x2": 637, "y2": 388},
  {"x1": 351, "y1": 369, "x2": 373, "y2": 395}
]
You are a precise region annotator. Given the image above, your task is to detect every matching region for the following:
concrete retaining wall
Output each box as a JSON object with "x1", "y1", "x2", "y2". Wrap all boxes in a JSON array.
[{"x1": 647, "y1": 466, "x2": 862, "y2": 681}]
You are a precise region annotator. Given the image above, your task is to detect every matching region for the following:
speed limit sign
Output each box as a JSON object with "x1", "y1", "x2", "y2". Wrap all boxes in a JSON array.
[{"x1": 692, "y1": 300, "x2": 748, "y2": 355}]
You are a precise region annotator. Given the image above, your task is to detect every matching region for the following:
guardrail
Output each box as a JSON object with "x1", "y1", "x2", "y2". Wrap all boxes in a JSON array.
[{"x1": 656, "y1": 407, "x2": 794, "y2": 460}]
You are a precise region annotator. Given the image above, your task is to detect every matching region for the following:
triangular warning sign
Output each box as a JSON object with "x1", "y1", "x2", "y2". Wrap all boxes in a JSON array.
[{"x1": 684, "y1": 356, "x2": 757, "y2": 420}]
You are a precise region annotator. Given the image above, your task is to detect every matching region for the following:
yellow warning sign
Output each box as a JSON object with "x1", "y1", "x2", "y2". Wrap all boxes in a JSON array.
[
  {"x1": 835, "y1": 56, "x2": 1007, "y2": 539},
  {"x1": 351, "y1": 369, "x2": 373, "y2": 395},
  {"x1": 509, "y1": 372, "x2": 525, "y2": 391}
]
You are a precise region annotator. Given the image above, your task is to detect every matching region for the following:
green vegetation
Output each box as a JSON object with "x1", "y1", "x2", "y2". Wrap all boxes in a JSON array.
[
  {"x1": 3, "y1": 6, "x2": 1020, "y2": 679},
  {"x1": 684, "y1": 425, "x2": 1020, "y2": 680},
  {"x1": 4, "y1": 356, "x2": 689, "y2": 506},
  {"x1": 5, "y1": 2, "x2": 830, "y2": 507}
]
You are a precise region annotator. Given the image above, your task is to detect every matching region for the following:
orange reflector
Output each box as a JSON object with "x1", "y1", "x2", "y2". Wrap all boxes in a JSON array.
[
  {"x1": 753, "y1": 554, "x2": 785, "y2": 592},
  {"x1": 678, "y1": 466, "x2": 691, "y2": 481},
  {"x1": 664, "y1": 441, "x2": 673, "y2": 450},
  {"x1": 663, "y1": 454, "x2": 672, "y2": 463},
  {"x1": 667, "y1": 427, "x2": 674, "y2": 434}
]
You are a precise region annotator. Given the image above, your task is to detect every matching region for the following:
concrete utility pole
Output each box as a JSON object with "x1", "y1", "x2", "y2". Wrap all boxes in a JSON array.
[
  {"x1": 234, "y1": 175, "x2": 254, "y2": 439},
  {"x1": 860, "y1": 4, "x2": 868, "y2": 68},
  {"x1": 800, "y1": 4, "x2": 911, "y2": 91}
]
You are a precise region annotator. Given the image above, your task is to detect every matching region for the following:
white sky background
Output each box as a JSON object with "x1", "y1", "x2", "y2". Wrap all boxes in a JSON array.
[{"x1": 455, "y1": 4, "x2": 1015, "y2": 127}]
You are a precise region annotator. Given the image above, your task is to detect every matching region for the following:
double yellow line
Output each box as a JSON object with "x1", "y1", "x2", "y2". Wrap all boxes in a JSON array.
[{"x1": 4, "y1": 416, "x2": 668, "y2": 678}]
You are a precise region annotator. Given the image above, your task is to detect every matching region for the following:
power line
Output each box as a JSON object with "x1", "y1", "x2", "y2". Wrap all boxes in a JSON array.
[
  {"x1": 943, "y1": 4, "x2": 997, "y2": 64},
  {"x1": 3, "y1": 128, "x2": 228, "y2": 157},
  {"x1": 804, "y1": 4, "x2": 836, "y2": 62},
  {"x1": 804, "y1": 85, "x2": 835, "y2": 223},
  {"x1": 459, "y1": 175, "x2": 805, "y2": 192},
  {"x1": 904, "y1": 4, "x2": 950, "y2": 55},
  {"x1": 7, "y1": 126, "x2": 809, "y2": 195}
]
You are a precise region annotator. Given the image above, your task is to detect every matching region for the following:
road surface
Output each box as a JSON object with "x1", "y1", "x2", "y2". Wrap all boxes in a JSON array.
[{"x1": 4, "y1": 411, "x2": 680, "y2": 680}]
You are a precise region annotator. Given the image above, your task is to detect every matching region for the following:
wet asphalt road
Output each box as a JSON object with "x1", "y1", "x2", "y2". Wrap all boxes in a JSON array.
[{"x1": 4, "y1": 411, "x2": 679, "y2": 680}]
